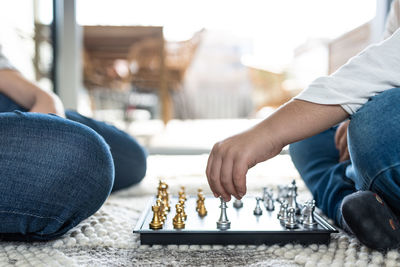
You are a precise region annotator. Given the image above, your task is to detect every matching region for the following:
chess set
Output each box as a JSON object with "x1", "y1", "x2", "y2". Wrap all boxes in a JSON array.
[{"x1": 133, "y1": 180, "x2": 338, "y2": 245}]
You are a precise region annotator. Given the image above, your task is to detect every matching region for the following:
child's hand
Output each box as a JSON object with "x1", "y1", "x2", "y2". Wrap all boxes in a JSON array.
[
  {"x1": 206, "y1": 126, "x2": 283, "y2": 202},
  {"x1": 335, "y1": 120, "x2": 350, "y2": 162}
]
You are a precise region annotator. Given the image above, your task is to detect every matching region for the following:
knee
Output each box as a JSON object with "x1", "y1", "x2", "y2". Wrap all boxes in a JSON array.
[
  {"x1": 0, "y1": 113, "x2": 114, "y2": 240},
  {"x1": 52, "y1": 117, "x2": 115, "y2": 213},
  {"x1": 112, "y1": 138, "x2": 147, "y2": 192},
  {"x1": 348, "y1": 88, "x2": 400, "y2": 155}
]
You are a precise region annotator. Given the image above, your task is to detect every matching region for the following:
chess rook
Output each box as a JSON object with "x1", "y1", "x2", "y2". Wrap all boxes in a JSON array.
[
  {"x1": 302, "y1": 200, "x2": 318, "y2": 228},
  {"x1": 149, "y1": 205, "x2": 163, "y2": 230}
]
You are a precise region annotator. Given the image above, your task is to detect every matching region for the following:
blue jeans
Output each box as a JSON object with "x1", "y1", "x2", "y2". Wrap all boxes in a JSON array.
[
  {"x1": 290, "y1": 87, "x2": 400, "y2": 226},
  {"x1": 0, "y1": 93, "x2": 147, "y2": 241}
]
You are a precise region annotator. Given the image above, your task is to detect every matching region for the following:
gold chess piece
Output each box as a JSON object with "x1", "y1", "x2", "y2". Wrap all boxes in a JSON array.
[
  {"x1": 149, "y1": 205, "x2": 163, "y2": 230},
  {"x1": 161, "y1": 185, "x2": 170, "y2": 212},
  {"x1": 156, "y1": 198, "x2": 166, "y2": 222},
  {"x1": 179, "y1": 187, "x2": 187, "y2": 201},
  {"x1": 197, "y1": 196, "x2": 207, "y2": 217},
  {"x1": 196, "y1": 189, "x2": 204, "y2": 211},
  {"x1": 173, "y1": 204, "x2": 185, "y2": 229},
  {"x1": 178, "y1": 199, "x2": 187, "y2": 220},
  {"x1": 157, "y1": 180, "x2": 165, "y2": 198}
]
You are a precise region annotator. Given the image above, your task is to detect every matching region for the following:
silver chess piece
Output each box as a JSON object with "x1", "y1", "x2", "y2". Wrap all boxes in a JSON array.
[
  {"x1": 217, "y1": 197, "x2": 231, "y2": 230},
  {"x1": 285, "y1": 207, "x2": 298, "y2": 229},
  {"x1": 302, "y1": 200, "x2": 318, "y2": 228},
  {"x1": 233, "y1": 198, "x2": 243, "y2": 209},
  {"x1": 253, "y1": 197, "x2": 263, "y2": 216},
  {"x1": 279, "y1": 202, "x2": 289, "y2": 224},
  {"x1": 277, "y1": 185, "x2": 289, "y2": 202},
  {"x1": 266, "y1": 195, "x2": 275, "y2": 211},
  {"x1": 287, "y1": 179, "x2": 299, "y2": 213},
  {"x1": 277, "y1": 200, "x2": 286, "y2": 219},
  {"x1": 262, "y1": 187, "x2": 269, "y2": 201}
]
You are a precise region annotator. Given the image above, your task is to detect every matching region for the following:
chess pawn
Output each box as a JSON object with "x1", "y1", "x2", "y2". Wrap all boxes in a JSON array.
[
  {"x1": 216, "y1": 197, "x2": 231, "y2": 230},
  {"x1": 279, "y1": 203, "x2": 289, "y2": 224},
  {"x1": 285, "y1": 207, "x2": 298, "y2": 229},
  {"x1": 253, "y1": 197, "x2": 263, "y2": 216},
  {"x1": 197, "y1": 197, "x2": 207, "y2": 217},
  {"x1": 173, "y1": 204, "x2": 185, "y2": 229},
  {"x1": 233, "y1": 198, "x2": 243, "y2": 209},
  {"x1": 178, "y1": 199, "x2": 187, "y2": 220},
  {"x1": 266, "y1": 196, "x2": 275, "y2": 211},
  {"x1": 149, "y1": 205, "x2": 163, "y2": 230}
]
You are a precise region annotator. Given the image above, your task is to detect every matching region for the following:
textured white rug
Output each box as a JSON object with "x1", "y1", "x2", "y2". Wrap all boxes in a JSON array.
[{"x1": 1, "y1": 155, "x2": 399, "y2": 266}]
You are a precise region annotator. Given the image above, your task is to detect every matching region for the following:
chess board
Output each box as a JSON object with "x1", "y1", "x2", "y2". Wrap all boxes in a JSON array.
[{"x1": 133, "y1": 196, "x2": 338, "y2": 245}]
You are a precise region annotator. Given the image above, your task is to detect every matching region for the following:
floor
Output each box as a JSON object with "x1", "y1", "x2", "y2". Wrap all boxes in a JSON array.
[{"x1": 1, "y1": 119, "x2": 399, "y2": 266}]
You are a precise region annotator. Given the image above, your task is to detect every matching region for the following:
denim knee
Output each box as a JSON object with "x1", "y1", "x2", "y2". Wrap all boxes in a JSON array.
[
  {"x1": 112, "y1": 138, "x2": 147, "y2": 192},
  {"x1": 348, "y1": 87, "x2": 400, "y2": 190},
  {"x1": 0, "y1": 112, "x2": 114, "y2": 240}
]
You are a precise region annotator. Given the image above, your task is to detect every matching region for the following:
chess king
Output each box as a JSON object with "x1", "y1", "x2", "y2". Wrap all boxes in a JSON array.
[{"x1": 206, "y1": 0, "x2": 400, "y2": 250}]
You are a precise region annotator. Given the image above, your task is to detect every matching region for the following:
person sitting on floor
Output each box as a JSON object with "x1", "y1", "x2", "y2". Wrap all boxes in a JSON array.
[
  {"x1": 0, "y1": 45, "x2": 147, "y2": 241},
  {"x1": 206, "y1": 0, "x2": 400, "y2": 250}
]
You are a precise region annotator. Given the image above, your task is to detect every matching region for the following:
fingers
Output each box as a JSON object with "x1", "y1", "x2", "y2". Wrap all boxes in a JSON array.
[
  {"x1": 205, "y1": 153, "x2": 217, "y2": 197},
  {"x1": 208, "y1": 153, "x2": 230, "y2": 201},
  {"x1": 334, "y1": 124, "x2": 345, "y2": 149},
  {"x1": 337, "y1": 130, "x2": 350, "y2": 162},
  {"x1": 232, "y1": 159, "x2": 247, "y2": 199},
  {"x1": 339, "y1": 147, "x2": 350, "y2": 162},
  {"x1": 220, "y1": 157, "x2": 237, "y2": 201},
  {"x1": 206, "y1": 142, "x2": 247, "y2": 201}
]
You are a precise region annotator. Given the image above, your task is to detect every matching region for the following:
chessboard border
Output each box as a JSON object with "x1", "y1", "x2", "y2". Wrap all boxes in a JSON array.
[{"x1": 133, "y1": 197, "x2": 339, "y2": 245}]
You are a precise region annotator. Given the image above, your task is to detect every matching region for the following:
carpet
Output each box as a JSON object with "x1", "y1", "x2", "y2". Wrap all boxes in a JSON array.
[{"x1": 0, "y1": 155, "x2": 399, "y2": 266}]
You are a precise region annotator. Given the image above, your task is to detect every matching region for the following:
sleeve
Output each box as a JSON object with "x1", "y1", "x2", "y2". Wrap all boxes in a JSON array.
[
  {"x1": 383, "y1": 0, "x2": 400, "y2": 39},
  {"x1": 294, "y1": 28, "x2": 400, "y2": 115},
  {"x1": 0, "y1": 45, "x2": 16, "y2": 70}
]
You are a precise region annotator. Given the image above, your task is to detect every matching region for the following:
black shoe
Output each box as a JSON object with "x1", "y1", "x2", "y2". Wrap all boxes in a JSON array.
[{"x1": 340, "y1": 190, "x2": 400, "y2": 250}]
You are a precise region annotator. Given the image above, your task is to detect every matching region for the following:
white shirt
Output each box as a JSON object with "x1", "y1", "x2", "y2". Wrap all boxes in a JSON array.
[
  {"x1": 0, "y1": 45, "x2": 15, "y2": 70},
  {"x1": 295, "y1": 0, "x2": 400, "y2": 115}
]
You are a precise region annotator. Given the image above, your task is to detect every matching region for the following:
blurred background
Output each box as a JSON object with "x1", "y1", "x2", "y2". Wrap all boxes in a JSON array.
[{"x1": 0, "y1": 0, "x2": 392, "y2": 154}]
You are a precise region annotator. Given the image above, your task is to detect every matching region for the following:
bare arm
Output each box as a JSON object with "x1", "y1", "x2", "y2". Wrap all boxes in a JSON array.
[
  {"x1": 206, "y1": 99, "x2": 348, "y2": 201},
  {"x1": 0, "y1": 69, "x2": 65, "y2": 117}
]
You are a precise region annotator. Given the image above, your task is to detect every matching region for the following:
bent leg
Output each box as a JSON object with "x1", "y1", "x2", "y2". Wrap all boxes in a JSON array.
[
  {"x1": 348, "y1": 87, "x2": 400, "y2": 214},
  {"x1": 0, "y1": 93, "x2": 146, "y2": 192},
  {"x1": 65, "y1": 111, "x2": 147, "y2": 191},
  {"x1": 0, "y1": 111, "x2": 114, "y2": 240},
  {"x1": 289, "y1": 128, "x2": 356, "y2": 225}
]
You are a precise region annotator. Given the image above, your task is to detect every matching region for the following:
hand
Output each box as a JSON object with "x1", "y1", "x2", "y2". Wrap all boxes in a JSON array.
[
  {"x1": 206, "y1": 126, "x2": 283, "y2": 202},
  {"x1": 334, "y1": 120, "x2": 350, "y2": 162},
  {"x1": 30, "y1": 91, "x2": 66, "y2": 118}
]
